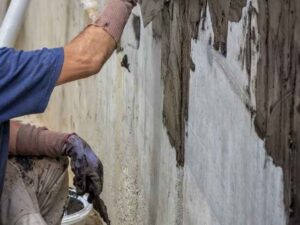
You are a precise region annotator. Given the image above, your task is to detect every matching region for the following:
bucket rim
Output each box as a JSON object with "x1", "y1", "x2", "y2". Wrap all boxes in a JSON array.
[{"x1": 61, "y1": 189, "x2": 93, "y2": 224}]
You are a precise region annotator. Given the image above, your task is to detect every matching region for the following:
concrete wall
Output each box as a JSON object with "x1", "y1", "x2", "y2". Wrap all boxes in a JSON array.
[
  {"x1": 0, "y1": 0, "x2": 9, "y2": 24},
  {"x1": 184, "y1": 4, "x2": 285, "y2": 224},
  {"x1": 11, "y1": 0, "x2": 287, "y2": 224}
]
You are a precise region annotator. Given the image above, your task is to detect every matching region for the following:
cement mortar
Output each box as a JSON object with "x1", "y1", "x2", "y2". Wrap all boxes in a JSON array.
[{"x1": 254, "y1": 1, "x2": 300, "y2": 223}]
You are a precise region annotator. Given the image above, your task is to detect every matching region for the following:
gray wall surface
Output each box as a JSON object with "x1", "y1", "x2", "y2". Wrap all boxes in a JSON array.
[
  {"x1": 0, "y1": 0, "x2": 9, "y2": 24},
  {"x1": 11, "y1": 0, "x2": 287, "y2": 224}
]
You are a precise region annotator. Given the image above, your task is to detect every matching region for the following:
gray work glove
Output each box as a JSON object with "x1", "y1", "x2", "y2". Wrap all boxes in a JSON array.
[{"x1": 65, "y1": 134, "x2": 111, "y2": 225}]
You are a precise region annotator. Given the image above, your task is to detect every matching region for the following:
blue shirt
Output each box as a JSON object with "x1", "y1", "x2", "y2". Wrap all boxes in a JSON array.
[{"x1": 0, "y1": 47, "x2": 64, "y2": 194}]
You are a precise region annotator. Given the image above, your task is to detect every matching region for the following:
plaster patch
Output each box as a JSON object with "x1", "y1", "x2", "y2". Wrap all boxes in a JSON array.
[{"x1": 254, "y1": 1, "x2": 300, "y2": 222}]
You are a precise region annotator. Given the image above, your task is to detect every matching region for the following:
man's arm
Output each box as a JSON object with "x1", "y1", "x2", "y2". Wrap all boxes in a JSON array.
[
  {"x1": 57, "y1": 26, "x2": 115, "y2": 85},
  {"x1": 0, "y1": 0, "x2": 136, "y2": 122},
  {"x1": 57, "y1": 0, "x2": 137, "y2": 85},
  {"x1": 9, "y1": 120, "x2": 109, "y2": 222},
  {"x1": 9, "y1": 120, "x2": 67, "y2": 156}
]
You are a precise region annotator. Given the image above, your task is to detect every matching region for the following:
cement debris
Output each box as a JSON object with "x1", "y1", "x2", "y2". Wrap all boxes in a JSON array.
[{"x1": 65, "y1": 197, "x2": 84, "y2": 215}]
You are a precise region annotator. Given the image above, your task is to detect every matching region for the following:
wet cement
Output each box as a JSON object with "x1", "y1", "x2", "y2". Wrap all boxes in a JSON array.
[
  {"x1": 254, "y1": 1, "x2": 300, "y2": 224},
  {"x1": 142, "y1": 0, "x2": 299, "y2": 223},
  {"x1": 65, "y1": 197, "x2": 84, "y2": 215},
  {"x1": 154, "y1": 0, "x2": 246, "y2": 167},
  {"x1": 176, "y1": 0, "x2": 300, "y2": 223}
]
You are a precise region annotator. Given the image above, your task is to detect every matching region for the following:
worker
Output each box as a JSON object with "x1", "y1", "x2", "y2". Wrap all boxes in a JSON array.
[{"x1": 0, "y1": 0, "x2": 137, "y2": 224}]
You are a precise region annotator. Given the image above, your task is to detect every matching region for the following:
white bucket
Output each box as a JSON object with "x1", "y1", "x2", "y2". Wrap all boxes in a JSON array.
[{"x1": 61, "y1": 190, "x2": 93, "y2": 225}]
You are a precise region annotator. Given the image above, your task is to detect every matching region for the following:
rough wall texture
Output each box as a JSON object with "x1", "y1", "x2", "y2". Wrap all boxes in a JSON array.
[
  {"x1": 8, "y1": 0, "x2": 294, "y2": 224},
  {"x1": 184, "y1": 1, "x2": 285, "y2": 224},
  {"x1": 254, "y1": 1, "x2": 300, "y2": 223},
  {"x1": 159, "y1": 0, "x2": 300, "y2": 223},
  {"x1": 160, "y1": 0, "x2": 191, "y2": 167},
  {"x1": 150, "y1": 0, "x2": 248, "y2": 168},
  {"x1": 157, "y1": 0, "x2": 247, "y2": 167},
  {"x1": 0, "y1": 0, "x2": 9, "y2": 24}
]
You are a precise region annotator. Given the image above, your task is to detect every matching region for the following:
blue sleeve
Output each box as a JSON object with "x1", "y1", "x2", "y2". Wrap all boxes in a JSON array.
[{"x1": 0, "y1": 47, "x2": 64, "y2": 123}]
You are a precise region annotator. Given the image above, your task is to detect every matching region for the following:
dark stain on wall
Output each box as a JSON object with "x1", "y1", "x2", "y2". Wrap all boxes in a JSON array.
[
  {"x1": 254, "y1": 1, "x2": 300, "y2": 224},
  {"x1": 132, "y1": 14, "x2": 141, "y2": 48}
]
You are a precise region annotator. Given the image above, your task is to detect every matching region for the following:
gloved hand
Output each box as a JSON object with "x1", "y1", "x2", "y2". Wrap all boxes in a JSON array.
[
  {"x1": 64, "y1": 134, "x2": 104, "y2": 198},
  {"x1": 64, "y1": 135, "x2": 111, "y2": 225},
  {"x1": 12, "y1": 122, "x2": 111, "y2": 224}
]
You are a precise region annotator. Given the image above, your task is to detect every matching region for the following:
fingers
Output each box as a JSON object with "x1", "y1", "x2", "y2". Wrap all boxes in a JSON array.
[
  {"x1": 69, "y1": 140, "x2": 104, "y2": 197},
  {"x1": 73, "y1": 167, "x2": 102, "y2": 197},
  {"x1": 71, "y1": 161, "x2": 87, "y2": 195},
  {"x1": 87, "y1": 193, "x2": 93, "y2": 204},
  {"x1": 82, "y1": 171, "x2": 103, "y2": 206},
  {"x1": 73, "y1": 174, "x2": 87, "y2": 195}
]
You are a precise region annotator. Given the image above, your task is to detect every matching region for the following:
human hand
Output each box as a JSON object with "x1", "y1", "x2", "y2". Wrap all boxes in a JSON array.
[
  {"x1": 65, "y1": 134, "x2": 112, "y2": 224},
  {"x1": 65, "y1": 134, "x2": 103, "y2": 199}
]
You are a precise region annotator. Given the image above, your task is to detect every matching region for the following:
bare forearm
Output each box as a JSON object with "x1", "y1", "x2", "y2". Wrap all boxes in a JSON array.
[
  {"x1": 56, "y1": 0, "x2": 137, "y2": 85},
  {"x1": 57, "y1": 26, "x2": 115, "y2": 85}
]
